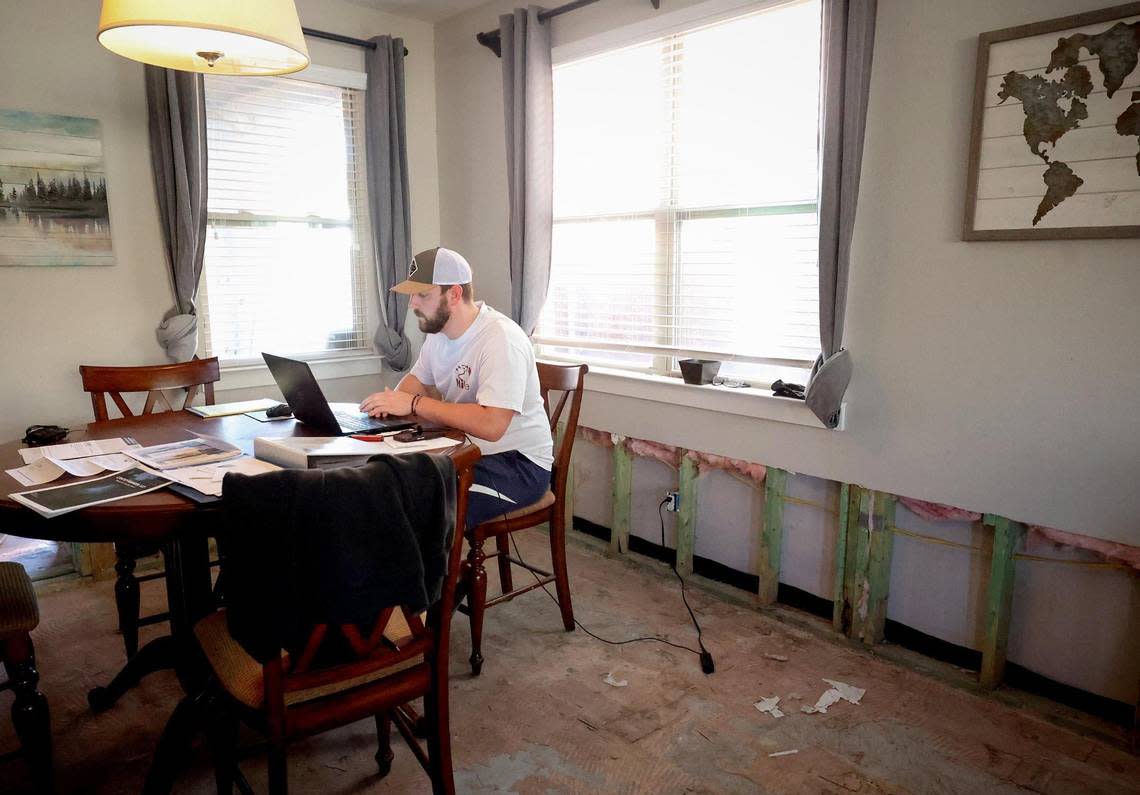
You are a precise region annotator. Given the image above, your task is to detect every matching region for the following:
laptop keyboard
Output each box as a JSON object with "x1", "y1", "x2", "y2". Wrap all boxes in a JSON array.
[{"x1": 333, "y1": 412, "x2": 376, "y2": 432}]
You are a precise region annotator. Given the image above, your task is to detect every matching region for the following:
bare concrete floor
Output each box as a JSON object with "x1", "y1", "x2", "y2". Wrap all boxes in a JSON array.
[{"x1": 2, "y1": 529, "x2": 1138, "y2": 794}]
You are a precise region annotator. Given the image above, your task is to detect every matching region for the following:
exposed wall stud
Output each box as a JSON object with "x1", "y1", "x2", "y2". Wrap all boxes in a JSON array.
[
  {"x1": 980, "y1": 514, "x2": 1025, "y2": 688},
  {"x1": 758, "y1": 467, "x2": 786, "y2": 605},
  {"x1": 839, "y1": 488, "x2": 895, "y2": 644},
  {"x1": 676, "y1": 454, "x2": 698, "y2": 576},
  {"x1": 610, "y1": 438, "x2": 632, "y2": 555},
  {"x1": 863, "y1": 492, "x2": 897, "y2": 644},
  {"x1": 833, "y1": 483, "x2": 852, "y2": 631}
]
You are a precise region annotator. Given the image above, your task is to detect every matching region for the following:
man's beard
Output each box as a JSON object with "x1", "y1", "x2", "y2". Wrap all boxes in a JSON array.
[{"x1": 416, "y1": 301, "x2": 450, "y2": 334}]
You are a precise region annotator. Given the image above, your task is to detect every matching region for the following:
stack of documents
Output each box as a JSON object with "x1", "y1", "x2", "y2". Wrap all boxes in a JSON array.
[
  {"x1": 6, "y1": 438, "x2": 141, "y2": 487},
  {"x1": 122, "y1": 435, "x2": 280, "y2": 497}
]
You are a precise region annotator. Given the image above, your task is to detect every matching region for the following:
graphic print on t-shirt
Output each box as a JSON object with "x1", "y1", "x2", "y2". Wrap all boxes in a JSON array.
[{"x1": 455, "y1": 364, "x2": 472, "y2": 392}]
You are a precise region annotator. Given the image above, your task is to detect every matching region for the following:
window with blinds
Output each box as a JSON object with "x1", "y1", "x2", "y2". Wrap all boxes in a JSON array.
[
  {"x1": 199, "y1": 74, "x2": 371, "y2": 364},
  {"x1": 536, "y1": 0, "x2": 822, "y2": 385}
]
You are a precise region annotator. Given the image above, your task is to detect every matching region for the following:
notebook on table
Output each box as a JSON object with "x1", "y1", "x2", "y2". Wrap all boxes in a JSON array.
[{"x1": 262, "y1": 353, "x2": 416, "y2": 436}]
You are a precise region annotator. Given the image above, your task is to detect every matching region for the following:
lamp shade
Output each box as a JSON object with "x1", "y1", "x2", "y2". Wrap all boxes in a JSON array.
[{"x1": 98, "y1": 0, "x2": 310, "y2": 75}]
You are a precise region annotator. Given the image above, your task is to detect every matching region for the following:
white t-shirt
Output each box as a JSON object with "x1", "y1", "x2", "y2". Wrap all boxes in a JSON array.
[{"x1": 410, "y1": 303, "x2": 553, "y2": 470}]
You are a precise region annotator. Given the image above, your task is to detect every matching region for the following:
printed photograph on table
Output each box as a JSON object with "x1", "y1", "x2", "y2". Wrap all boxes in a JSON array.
[
  {"x1": 0, "y1": 109, "x2": 113, "y2": 265},
  {"x1": 963, "y1": 3, "x2": 1140, "y2": 239}
]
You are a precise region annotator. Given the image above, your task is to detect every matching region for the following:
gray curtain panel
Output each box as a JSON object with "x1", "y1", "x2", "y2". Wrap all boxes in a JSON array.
[
  {"x1": 146, "y1": 66, "x2": 208, "y2": 362},
  {"x1": 365, "y1": 36, "x2": 413, "y2": 371},
  {"x1": 500, "y1": 7, "x2": 553, "y2": 337},
  {"x1": 805, "y1": 0, "x2": 877, "y2": 428}
]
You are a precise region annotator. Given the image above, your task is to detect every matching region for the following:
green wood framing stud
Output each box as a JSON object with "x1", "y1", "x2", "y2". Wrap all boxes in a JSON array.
[
  {"x1": 833, "y1": 483, "x2": 853, "y2": 631},
  {"x1": 758, "y1": 467, "x2": 786, "y2": 605},
  {"x1": 610, "y1": 439, "x2": 632, "y2": 554},
  {"x1": 676, "y1": 454, "x2": 699, "y2": 577},
  {"x1": 839, "y1": 487, "x2": 895, "y2": 644},
  {"x1": 980, "y1": 514, "x2": 1025, "y2": 689}
]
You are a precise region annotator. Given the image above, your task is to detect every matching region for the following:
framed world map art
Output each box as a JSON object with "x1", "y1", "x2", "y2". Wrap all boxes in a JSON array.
[{"x1": 963, "y1": 3, "x2": 1140, "y2": 240}]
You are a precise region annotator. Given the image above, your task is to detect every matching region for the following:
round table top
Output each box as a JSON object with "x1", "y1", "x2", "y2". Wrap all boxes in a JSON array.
[{"x1": 0, "y1": 411, "x2": 467, "y2": 544}]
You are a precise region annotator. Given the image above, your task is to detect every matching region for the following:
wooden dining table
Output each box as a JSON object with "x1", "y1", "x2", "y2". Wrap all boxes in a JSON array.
[{"x1": 0, "y1": 410, "x2": 456, "y2": 711}]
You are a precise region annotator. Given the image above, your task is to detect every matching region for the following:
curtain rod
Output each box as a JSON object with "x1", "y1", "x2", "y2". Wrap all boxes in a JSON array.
[
  {"x1": 476, "y1": 0, "x2": 660, "y2": 57},
  {"x1": 302, "y1": 27, "x2": 409, "y2": 57}
]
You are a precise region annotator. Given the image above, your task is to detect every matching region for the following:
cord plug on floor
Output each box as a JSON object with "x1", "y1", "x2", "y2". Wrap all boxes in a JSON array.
[{"x1": 700, "y1": 651, "x2": 715, "y2": 675}]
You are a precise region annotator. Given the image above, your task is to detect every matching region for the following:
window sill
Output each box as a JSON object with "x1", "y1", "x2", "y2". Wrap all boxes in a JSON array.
[
  {"x1": 580, "y1": 366, "x2": 843, "y2": 430},
  {"x1": 215, "y1": 353, "x2": 384, "y2": 392}
]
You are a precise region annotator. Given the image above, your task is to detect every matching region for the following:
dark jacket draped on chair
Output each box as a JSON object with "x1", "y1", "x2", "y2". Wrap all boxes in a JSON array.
[{"x1": 220, "y1": 453, "x2": 456, "y2": 662}]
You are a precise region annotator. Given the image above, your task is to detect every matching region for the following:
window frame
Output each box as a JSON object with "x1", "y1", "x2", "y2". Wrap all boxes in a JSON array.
[
  {"x1": 538, "y1": 0, "x2": 822, "y2": 385},
  {"x1": 198, "y1": 65, "x2": 378, "y2": 368}
]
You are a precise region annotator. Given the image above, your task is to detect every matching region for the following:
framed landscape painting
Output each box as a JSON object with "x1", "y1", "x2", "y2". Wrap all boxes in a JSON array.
[
  {"x1": 0, "y1": 109, "x2": 114, "y2": 266},
  {"x1": 963, "y1": 3, "x2": 1140, "y2": 240}
]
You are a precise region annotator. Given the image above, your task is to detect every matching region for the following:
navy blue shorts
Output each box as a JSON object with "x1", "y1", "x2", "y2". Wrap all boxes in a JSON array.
[{"x1": 466, "y1": 450, "x2": 551, "y2": 528}]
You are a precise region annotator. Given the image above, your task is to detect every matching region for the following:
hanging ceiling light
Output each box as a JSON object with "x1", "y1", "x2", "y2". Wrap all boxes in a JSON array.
[{"x1": 97, "y1": 0, "x2": 310, "y2": 76}]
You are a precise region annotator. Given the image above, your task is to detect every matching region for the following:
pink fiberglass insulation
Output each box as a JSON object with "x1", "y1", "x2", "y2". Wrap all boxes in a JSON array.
[
  {"x1": 578, "y1": 426, "x2": 615, "y2": 449},
  {"x1": 625, "y1": 437, "x2": 682, "y2": 469},
  {"x1": 1028, "y1": 525, "x2": 1140, "y2": 572},
  {"x1": 897, "y1": 497, "x2": 982, "y2": 523},
  {"x1": 691, "y1": 451, "x2": 767, "y2": 484}
]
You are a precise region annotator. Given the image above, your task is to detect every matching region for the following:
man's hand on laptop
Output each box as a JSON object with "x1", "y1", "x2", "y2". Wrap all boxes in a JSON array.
[{"x1": 360, "y1": 388, "x2": 413, "y2": 418}]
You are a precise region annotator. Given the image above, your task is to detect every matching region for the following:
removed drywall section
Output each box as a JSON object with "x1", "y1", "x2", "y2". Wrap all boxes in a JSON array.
[
  {"x1": 692, "y1": 468, "x2": 760, "y2": 575},
  {"x1": 629, "y1": 455, "x2": 678, "y2": 549},
  {"x1": 570, "y1": 436, "x2": 612, "y2": 530},
  {"x1": 1008, "y1": 551, "x2": 1140, "y2": 705},
  {"x1": 780, "y1": 474, "x2": 841, "y2": 601},
  {"x1": 887, "y1": 509, "x2": 987, "y2": 651}
]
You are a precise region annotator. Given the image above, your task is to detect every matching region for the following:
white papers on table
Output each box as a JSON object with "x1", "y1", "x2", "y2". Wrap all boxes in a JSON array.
[
  {"x1": 126, "y1": 435, "x2": 242, "y2": 470},
  {"x1": 6, "y1": 457, "x2": 66, "y2": 487},
  {"x1": 7, "y1": 451, "x2": 140, "y2": 486},
  {"x1": 18, "y1": 437, "x2": 138, "y2": 465},
  {"x1": 54, "y1": 452, "x2": 140, "y2": 477},
  {"x1": 157, "y1": 456, "x2": 281, "y2": 497}
]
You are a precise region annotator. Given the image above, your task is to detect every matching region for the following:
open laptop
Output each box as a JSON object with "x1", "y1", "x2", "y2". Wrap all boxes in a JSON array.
[{"x1": 262, "y1": 353, "x2": 416, "y2": 436}]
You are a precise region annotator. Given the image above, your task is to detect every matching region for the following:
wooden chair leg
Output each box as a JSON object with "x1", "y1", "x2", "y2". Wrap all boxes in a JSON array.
[
  {"x1": 206, "y1": 695, "x2": 239, "y2": 795},
  {"x1": 267, "y1": 740, "x2": 288, "y2": 795},
  {"x1": 494, "y1": 534, "x2": 513, "y2": 595},
  {"x1": 549, "y1": 513, "x2": 575, "y2": 631},
  {"x1": 464, "y1": 536, "x2": 487, "y2": 676},
  {"x1": 374, "y1": 712, "x2": 394, "y2": 777},
  {"x1": 425, "y1": 686, "x2": 454, "y2": 795},
  {"x1": 114, "y1": 544, "x2": 141, "y2": 658},
  {"x1": 5, "y1": 634, "x2": 53, "y2": 793}
]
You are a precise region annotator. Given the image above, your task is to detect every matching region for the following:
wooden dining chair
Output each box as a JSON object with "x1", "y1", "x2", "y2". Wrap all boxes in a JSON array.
[
  {"x1": 461, "y1": 362, "x2": 588, "y2": 676},
  {"x1": 0, "y1": 562, "x2": 53, "y2": 793},
  {"x1": 179, "y1": 446, "x2": 480, "y2": 795},
  {"x1": 78, "y1": 357, "x2": 222, "y2": 659}
]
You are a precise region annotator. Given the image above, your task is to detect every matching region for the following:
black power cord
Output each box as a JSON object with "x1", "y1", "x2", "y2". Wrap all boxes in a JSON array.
[
  {"x1": 467, "y1": 431, "x2": 713, "y2": 674},
  {"x1": 656, "y1": 497, "x2": 715, "y2": 674}
]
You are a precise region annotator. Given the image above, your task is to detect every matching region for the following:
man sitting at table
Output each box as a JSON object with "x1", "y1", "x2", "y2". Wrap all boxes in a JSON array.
[{"x1": 359, "y1": 247, "x2": 552, "y2": 527}]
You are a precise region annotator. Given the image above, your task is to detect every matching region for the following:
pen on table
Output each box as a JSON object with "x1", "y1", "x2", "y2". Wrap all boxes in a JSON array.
[{"x1": 350, "y1": 434, "x2": 385, "y2": 442}]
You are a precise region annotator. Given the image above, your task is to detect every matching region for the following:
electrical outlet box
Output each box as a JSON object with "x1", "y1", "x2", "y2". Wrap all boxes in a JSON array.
[{"x1": 664, "y1": 491, "x2": 680, "y2": 512}]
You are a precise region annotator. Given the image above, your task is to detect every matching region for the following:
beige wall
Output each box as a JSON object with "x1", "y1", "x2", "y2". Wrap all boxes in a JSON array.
[
  {"x1": 0, "y1": 0, "x2": 437, "y2": 440},
  {"x1": 434, "y1": 0, "x2": 1140, "y2": 546}
]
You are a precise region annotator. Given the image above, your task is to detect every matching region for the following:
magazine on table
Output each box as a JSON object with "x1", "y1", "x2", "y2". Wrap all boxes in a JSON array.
[
  {"x1": 9, "y1": 467, "x2": 172, "y2": 518},
  {"x1": 125, "y1": 434, "x2": 242, "y2": 470}
]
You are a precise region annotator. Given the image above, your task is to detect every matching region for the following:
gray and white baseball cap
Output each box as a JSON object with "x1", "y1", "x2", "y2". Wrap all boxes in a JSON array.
[{"x1": 390, "y1": 247, "x2": 473, "y2": 294}]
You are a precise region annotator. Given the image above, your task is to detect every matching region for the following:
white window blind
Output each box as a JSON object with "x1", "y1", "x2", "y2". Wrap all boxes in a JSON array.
[
  {"x1": 199, "y1": 75, "x2": 371, "y2": 364},
  {"x1": 536, "y1": 0, "x2": 822, "y2": 385}
]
